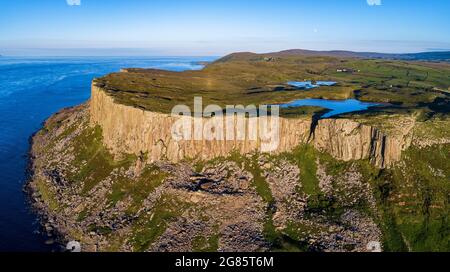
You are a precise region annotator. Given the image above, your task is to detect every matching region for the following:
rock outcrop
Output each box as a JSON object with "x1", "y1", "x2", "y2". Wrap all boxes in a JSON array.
[
  {"x1": 90, "y1": 83, "x2": 411, "y2": 167},
  {"x1": 312, "y1": 119, "x2": 409, "y2": 167}
]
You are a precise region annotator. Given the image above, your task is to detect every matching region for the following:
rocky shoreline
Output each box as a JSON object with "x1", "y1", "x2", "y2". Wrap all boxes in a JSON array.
[
  {"x1": 25, "y1": 183, "x2": 65, "y2": 251},
  {"x1": 25, "y1": 106, "x2": 86, "y2": 252}
]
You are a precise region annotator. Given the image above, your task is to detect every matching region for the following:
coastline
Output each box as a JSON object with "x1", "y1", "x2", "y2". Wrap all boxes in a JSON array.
[
  {"x1": 25, "y1": 105, "x2": 88, "y2": 252},
  {"x1": 23, "y1": 52, "x2": 450, "y2": 252}
]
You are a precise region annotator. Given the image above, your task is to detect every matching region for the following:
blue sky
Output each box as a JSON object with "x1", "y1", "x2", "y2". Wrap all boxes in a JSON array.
[{"x1": 1, "y1": 0, "x2": 449, "y2": 56}]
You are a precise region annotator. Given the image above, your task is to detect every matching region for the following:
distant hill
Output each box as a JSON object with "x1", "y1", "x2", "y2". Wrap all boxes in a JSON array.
[{"x1": 216, "y1": 49, "x2": 450, "y2": 63}]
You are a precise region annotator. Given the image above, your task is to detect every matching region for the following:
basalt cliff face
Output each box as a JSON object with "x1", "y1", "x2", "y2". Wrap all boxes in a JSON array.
[
  {"x1": 90, "y1": 84, "x2": 410, "y2": 168},
  {"x1": 312, "y1": 119, "x2": 410, "y2": 168}
]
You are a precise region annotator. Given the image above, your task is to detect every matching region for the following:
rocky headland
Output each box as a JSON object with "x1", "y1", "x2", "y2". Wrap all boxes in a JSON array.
[{"x1": 28, "y1": 51, "x2": 450, "y2": 252}]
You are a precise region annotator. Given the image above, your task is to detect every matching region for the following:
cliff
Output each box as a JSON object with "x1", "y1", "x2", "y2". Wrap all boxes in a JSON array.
[
  {"x1": 90, "y1": 84, "x2": 411, "y2": 168},
  {"x1": 27, "y1": 54, "x2": 450, "y2": 252}
]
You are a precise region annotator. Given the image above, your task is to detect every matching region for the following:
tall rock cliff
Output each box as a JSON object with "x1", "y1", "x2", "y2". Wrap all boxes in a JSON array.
[
  {"x1": 311, "y1": 119, "x2": 408, "y2": 167},
  {"x1": 90, "y1": 83, "x2": 411, "y2": 168}
]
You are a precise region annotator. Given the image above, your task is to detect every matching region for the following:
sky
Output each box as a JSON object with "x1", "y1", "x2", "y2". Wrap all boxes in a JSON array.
[{"x1": 0, "y1": 0, "x2": 450, "y2": 56}]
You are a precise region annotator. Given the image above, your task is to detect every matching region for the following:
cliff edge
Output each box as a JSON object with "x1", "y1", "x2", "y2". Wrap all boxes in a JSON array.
[{"x1": 90, "y1": 83, "x2": 412, "y2": 168}]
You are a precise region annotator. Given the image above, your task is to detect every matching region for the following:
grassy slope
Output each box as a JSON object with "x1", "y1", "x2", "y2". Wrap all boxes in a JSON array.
[
  {"x1": 382, "y1": 145, "x2": 450, "y2": 251},
  {"x1": 95, "y1": 53, "x2": 450, "y2": 117},
  {"x1": 193, "y1": 144, "x2": 450, "y2": 252}
]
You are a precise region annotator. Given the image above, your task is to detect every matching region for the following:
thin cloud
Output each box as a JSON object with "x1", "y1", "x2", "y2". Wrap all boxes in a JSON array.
[
  {"x1": 66, "y1": 0, "x2": 81, "y2": 6},
  {"x1": 367, "y1": 0, "x2": 382, "y2": 6}
]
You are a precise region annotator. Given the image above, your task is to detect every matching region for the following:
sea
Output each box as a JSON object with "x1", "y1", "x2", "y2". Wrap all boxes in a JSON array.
[{"x1": 0, "y1": 56, "x2": 215, "y2": 251}]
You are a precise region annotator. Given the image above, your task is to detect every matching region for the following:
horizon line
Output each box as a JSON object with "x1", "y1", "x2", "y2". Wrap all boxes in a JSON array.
[{"x1": 2, "y1": 48, "x2": 450, "y2": 58}]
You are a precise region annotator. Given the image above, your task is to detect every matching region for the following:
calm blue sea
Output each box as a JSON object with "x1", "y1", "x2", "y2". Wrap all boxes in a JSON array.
[{"x1": 0, "y1": 56, "x2": 215, "y2": 252}]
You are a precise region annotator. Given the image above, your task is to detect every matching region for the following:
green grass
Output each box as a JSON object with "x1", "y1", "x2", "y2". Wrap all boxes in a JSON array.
[
  {"x1": 108, "y1": 165, "x2": 168, "y2": 213},
  {"x1": 387, "y1": 145, "x2": 449, "y2": 251},
  {"x1": 130, "y1": 194, "x2": 190, "y2": 252},
  {"x1": 366, "y1": 145, "x2": 450, "y2": 252},
  {"x1": 77, "y1": 208, "x2": 89, "y2": 222},
  {"x1": 245, "y1": 155, "x2": 274, "y2": 204},
  {"x1": 286, "y1": 145, "x2": 321, "y2": 196},
  {"x1": 35, "y1": 179, "x2": 60, "y2": 212},
  {"x1": 95, "y1": 53, "x2": 450, "y2": 117},
  {"x1": 192, "y1": 234, "x2": 219, "y2": 252},
  {"x1": 66, "y1": 125, "x2": 136, "y2": 194},
  {"x1": 280, "y1": 145, "x2": 349, "y2": 216},
  {"x1": 88, "y1": 224, "x2": 113, "y2": 236}
]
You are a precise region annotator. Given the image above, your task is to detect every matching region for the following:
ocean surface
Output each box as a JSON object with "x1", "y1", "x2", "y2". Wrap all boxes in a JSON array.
[{"x1": 0, "y1": 56, "x2": 215, "y2": 252}]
